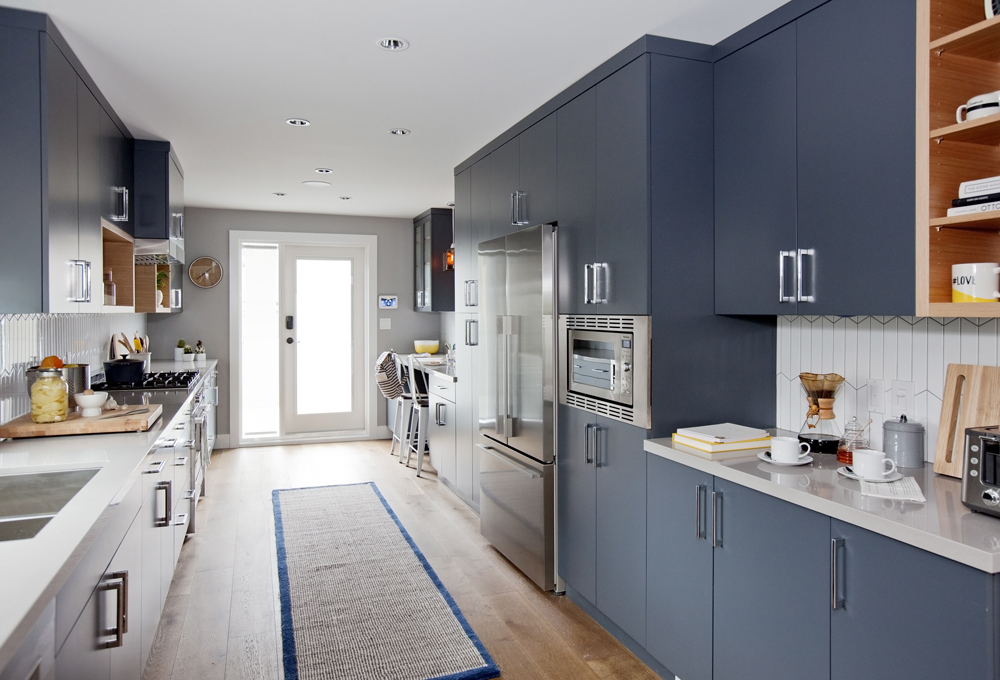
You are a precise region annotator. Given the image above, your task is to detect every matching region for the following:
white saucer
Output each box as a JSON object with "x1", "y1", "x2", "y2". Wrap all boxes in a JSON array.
[
  {"x1": 837, "y1": 466, "x2": 904, "y2": 483},
  {"x1": 758, "y1": 451, "x2": 814, "y2": 467}
]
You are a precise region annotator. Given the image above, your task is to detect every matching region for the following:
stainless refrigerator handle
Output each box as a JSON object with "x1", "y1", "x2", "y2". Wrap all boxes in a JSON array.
[
  {"x1": 831, "y1": 537, "x2": 845, "y2": 610},
  {"x1": 797, "y1": 248, "x2": 815, "y2": 303},
  {"x1": 779, "y1": 251, "x2": 796, "y2": 303},
  {"x1": 584, "y1": 263, "x2": 594, "y2": 304},
  {"x1": 712, "y1": 491, "x2": 722, "y2": 547},
  {"x1": 477, "y1": 444, "x2": 542, "y2": 478}
]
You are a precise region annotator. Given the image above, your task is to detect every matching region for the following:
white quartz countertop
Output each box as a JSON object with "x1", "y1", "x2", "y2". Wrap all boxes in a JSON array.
[
  {"x1": 644, "y1": 438, "x2": 1000, "y2": 573},
  {"x1": 411, "y1": 355, "x2": 457, "y2": 382},
  {"x1": 0, "y1": 361, "x2": 215, "y2": 670}
]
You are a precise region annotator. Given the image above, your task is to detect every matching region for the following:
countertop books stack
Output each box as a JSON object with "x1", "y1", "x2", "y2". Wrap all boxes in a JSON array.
[
  {"x1": 672, "y1": 423, "x2": 771, "y2": 460},
  {"x1": 947, "y1": 175, "x2": 1000, "y2": 217}
]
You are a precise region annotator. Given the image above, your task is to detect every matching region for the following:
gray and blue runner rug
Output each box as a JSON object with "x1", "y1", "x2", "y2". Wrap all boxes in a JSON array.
[{"x1": 273, "y1": 482, "x2": 500, "y2": 680}]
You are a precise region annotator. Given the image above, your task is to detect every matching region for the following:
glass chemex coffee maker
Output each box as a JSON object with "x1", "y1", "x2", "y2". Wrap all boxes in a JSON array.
[{"x1": 798, "y1": 372, "x2": 845, "y2": 455}]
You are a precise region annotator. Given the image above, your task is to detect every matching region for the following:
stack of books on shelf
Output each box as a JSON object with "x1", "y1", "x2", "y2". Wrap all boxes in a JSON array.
[
  {"x1": 671, "y1": 423, "x2": 771, "y2": 460},
  {"x1": 947, "y1": 174, "x2": 1000, "y2": 217}
]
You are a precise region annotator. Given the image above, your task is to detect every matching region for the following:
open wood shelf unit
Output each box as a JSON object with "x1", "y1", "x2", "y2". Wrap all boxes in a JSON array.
[
  {"x1": 101, "y1": 220, "x2": 134, "y2": 312},
  {"x1": 918, "y1": 0, "x2": 1000, "y2": 315},
  {"x1": 134, "y1": 260, "x2": 172, "y2": 313}
]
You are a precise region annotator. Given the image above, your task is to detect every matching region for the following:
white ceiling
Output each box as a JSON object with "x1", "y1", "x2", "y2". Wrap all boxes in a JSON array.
[{"x1": 5, "y1": 0, "x2": 789, "y2": 219}]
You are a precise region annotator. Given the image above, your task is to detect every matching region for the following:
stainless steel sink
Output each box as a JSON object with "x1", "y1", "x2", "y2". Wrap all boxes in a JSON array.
[{"x1": 0, "y1": 468, "x2": 100, "y2": 541}]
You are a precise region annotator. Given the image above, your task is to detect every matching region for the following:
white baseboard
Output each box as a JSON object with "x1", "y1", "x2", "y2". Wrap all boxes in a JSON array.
[
  {"x1": 375, "y1": 426, "x2": 392, "y2": 440},
  {"x1": 214, "y1": 434, "x2": 232, "y2": 450}
]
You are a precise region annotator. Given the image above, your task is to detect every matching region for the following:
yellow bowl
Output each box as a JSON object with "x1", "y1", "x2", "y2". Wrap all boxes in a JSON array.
[{"x1": 414, "y1": 340, "x2": 440, "y2": 354}]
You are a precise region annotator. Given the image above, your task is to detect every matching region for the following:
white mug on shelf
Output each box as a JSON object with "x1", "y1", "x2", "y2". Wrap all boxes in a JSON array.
[
  {"x1": 952, "y1": 262, "x2": 1000, "y2": 303},
  {"x1": 770, "y1": 436, "x2": 810, "y2": 464},
  {"x1": 957, "y1": 91, "x2": 1000, "y2": 123},
  {"x1": 851, "y1": 449, "x2": 897, "y2": 480}
]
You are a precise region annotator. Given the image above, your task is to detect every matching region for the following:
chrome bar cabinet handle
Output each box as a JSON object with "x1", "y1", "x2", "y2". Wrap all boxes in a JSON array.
[
  {"x1": 103, "y1": 570, "x2": 129, "y2": 648},
  {"x1": 712, "y1": 491, "x2": 722, "y2": 548},
  {"x1": 585, "y1": 424, "x2": 594, "y2": 464},
  {"x1": 584, "y1": 264, "x2": 594, "y2": 304},
  {"x1": 510, "y1": 192, "x2": 517, "y2": 226},
  {"x1": 69, "y1": 260, "x2": 90, "y2": 302},
  {"x1": 155, "y1": 480, "x2": 172, "y2": 527},
  {"x1": 779, "y1": 250, "x2": 796, "y2": 303},
  {"x1": 593, "y1": 263, "x2": 609, "y2": 304},
  {"x1": 513, "y1": 191, "x2": 528, "y2": 225},
  {"x1": 695, "y1": 485, "x2": 707, "y2": 539},
  {"x1": 831, "y1": 537, "x2": 845, "y2": 610},
  {"x1": 797, "y1": 248, "x2": 815, "y2": 303}
]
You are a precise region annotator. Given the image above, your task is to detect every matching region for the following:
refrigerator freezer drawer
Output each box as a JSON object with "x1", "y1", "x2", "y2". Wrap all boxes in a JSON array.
[{"x1": 477, "y1": 438, "x2": 555, "y2": 590}]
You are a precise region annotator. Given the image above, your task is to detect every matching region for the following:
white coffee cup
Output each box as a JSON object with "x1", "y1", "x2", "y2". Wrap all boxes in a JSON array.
[
  {"x1": 957, "y1": 91, "x2": 1000, "y2": 123},
  {"x1": 770, "y1": 436, "x2": 811, "y2": 464},
  {"x1": 952, "y1": 263, "x2": 1000, "y2": 303},
  {"x1": 851, "y1": 449, "x2": 897, "y2": 480}
]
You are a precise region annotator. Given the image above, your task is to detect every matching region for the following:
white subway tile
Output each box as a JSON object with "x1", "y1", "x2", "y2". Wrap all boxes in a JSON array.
[
  {"x1": 811, "y1": 317, "x2": 824, "y2": 373},
  {"x1": 943, "y1": 319, "x2": 962, "y2": 375},
  {"x1": 779, "y1": 317, "x2": 792, "y2": 378},
  {"x1": 822, "y1": 317, "x2": 835, "y2": 374},
  {"x1": 856, "y1": 317, "x2": 871, "y2": 388},
  {"x1": 961, "y1": 319, "x2": 980, "y2": 365},
  {"x1": 883, "y1": 317, "x2": 898, "y2": 383},
  {"x1": 896, "y1": 317, "x2": 912, "y2": 382},
  {"x1": 911, "y1": 318, "x2": 928, "y2": 394},
  {"x1": 927, "y1": 319, "x2": 945, "y2": 399},
  {"x1": 870, "y1": 318, "x2": 884, "y2": 381},
  {"x1": 844, "y1": 318, "x2": 859, "y2": 388},
  {"x1": 980, "y1": 319, "x2": 998, "y2": 367}
]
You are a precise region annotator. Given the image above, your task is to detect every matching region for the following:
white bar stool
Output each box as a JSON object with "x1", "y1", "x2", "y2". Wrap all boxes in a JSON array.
[
  {"x1": 388, "y1": 354, "x2": 413, "y2": 457},
  {"x1": 403, "y1": 354, "x2": 430, "y2": 476}
]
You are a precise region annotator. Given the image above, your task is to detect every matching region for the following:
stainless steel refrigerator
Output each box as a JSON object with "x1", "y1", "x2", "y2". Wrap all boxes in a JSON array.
[{"x1": 477, "y1": 223, "x2": 556, "y2": 591}]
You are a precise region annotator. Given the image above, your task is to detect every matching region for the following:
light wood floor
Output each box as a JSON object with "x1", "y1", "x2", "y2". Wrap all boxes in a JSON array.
[{"x1": 140, "y1": 440, "x2": 662, "y2": 680}]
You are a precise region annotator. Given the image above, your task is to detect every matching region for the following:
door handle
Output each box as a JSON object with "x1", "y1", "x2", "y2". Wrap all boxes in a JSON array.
[
  {"x1": 112, "y1": 187, "x2": 128, "y2": 222},
  {"x1": 585, "y1": 424, "x2": 595, "y2": 465},
  {"x1": 170, "y1": 288, "x2": 182, "y2": 309},
  {"x1": 584, "y1": 263, "x2": 594, "y2": 304},
  {"x1": 513, "y1": 191, "x2": 528, "y2": 225},
  {"x1": 465, "y1": 280, "x2": 478, "y2": 307},
  {"x1": 593, "y1": 263, "x2": 609, "y2": 304},
  {"x1": 435, "y1": 402, "x2": 445, "y2": 425},
  {"x1": 476, "y1": 444, "x2": 542, "y2": 478},
  {"x1": 712, "y1": 491, "x2": 723, "y2": 548},
  {"x1": 69, "y1": 260, "x2": 91, "y2": 303},
  {"x1": 144, "y1": 459, "x2": 167, "y2": 474},
  {"x1": 465, "y1": 319, "x2": 479, "y2": 346},
  {"x1": 103, "y1": 570, "x2": 129, "y2": 648},
  {"x1": 831, "y1": 537, "x2": 846, "y2": 610},
  {"x1": 155, "y1": 480, "x2": 172, "y2": 527},
  {"x1": 779, "y1": 250, "x2": 796, "y2": 303},
  {"x1": 695, "y1": 485, "x2": 707, "y2": 539},
  {"x1": 510, "y1": 192, "x2": 517, "y2": 226},
  {"x1": 286, "y1": 315, "x2": 294, "y2": 330},
  {"x1": 797, "y1": 248, "x2": 815, "y2": 303},
  {"x1": 593, "y1": 425, "x2": 603, "y2": 468}
]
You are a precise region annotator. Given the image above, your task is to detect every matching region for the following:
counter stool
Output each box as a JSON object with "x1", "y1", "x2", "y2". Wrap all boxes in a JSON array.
[
  {"x1": 403, "y1": 354, "x2": 430, "y2": 477},
  {"x1": 388, "y1": 354, "x2": 413, "y2": 457}
]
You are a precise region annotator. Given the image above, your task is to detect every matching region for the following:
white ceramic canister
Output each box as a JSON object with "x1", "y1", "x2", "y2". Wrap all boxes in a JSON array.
[{"x1": 883, "y1": 415, "x2": 925, "y2": 469}]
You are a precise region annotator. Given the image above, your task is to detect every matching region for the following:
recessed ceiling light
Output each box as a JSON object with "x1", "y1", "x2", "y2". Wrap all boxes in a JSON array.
[
  {"x1": 339, "y1": 196, "x2": 352, "y2": 200},
  {"x1": 379, "y1": 38, "x2": 409, "y2": 51},
  {"x1": 315, "y1": 168, "x2": 333, "y2": 174},
  {"x1": 389, "y1": 128, "x2": 410, "y2": 136},
  {"x1": 273, "y1": 192, "x2": 286, "y2": 196},
  {"x1": 302, "y1": 181, "x2": 331, "y2": 188},
  {"x1": 286, "y1": 118, "x2": 310, "y2": 126}
]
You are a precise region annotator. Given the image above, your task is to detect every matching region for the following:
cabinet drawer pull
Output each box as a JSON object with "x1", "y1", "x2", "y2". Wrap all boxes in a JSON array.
[
  {"x1": 831, "y1": 537, "x2": 845, "y2": 610},
  {"x1": 155, "y1": 480, "x2": 172, "y2": 527},
  {"x1": 103, "y1": 570, "x2": 128, "y2": 648},
  {"x1": 797, "y1": 248, "x2": 815, "y2": 303},
  {"x1": 779, "y1": 251, "x2": 796, "y2": 303},
  {"x1": 144, "y1": 459, "x2": 167, "y2": 474},
  {"x1": 712, "y1": 491, "x2": 723, "y2": 548}
]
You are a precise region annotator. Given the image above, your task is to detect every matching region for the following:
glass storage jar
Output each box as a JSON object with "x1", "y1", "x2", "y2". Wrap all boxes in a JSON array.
[
  {"x1": 837, "y1": 416, "x2": 869, "y2": 465},
  {"x1": 30, "y1": 368, "x2": 68, "y2": 423}
]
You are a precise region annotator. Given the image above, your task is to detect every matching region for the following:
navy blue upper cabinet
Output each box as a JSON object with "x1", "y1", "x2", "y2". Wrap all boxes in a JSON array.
[
  {"x1": 518, "y1": 114, "x2": 558, "y2": 227},
  {"x1": 715, "y1": 0, "x2": 916, "y2": 316},
  {"x1": 556, "y1": 404, "x2": 598, "y2": 603},
  {"x1": 715, "y1": 23, "x2": 798, "y2": 315},
  {"x1": 646, "y1": 455, "x2": 714, "y2": 680},
  {"x1": 488, "y1": 138, "x2": 520, "y2": 239},
  {"x1": 830, "y1": 520, "x2": 996, "y2": 680},
  {"x1": 134, "y1": 140, "x2": 185, "y2": 252},
  {"x1": 796, "y1": 0, "x2": 915, "y2": 316},
  {"x1": 712, "y1": 480, "x2": 831, "y2": 680},
  {"x1": 557, "y1": 89, "x2": 597, "y2": 316},
  {"x1": 595, "y1": 56, "x2": 650, "y2": 315}
]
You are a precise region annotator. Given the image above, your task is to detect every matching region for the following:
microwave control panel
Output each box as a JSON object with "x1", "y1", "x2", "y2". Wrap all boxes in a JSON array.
[{"x1": 619, "y1": 336, "x2": 633, "y2": 397}]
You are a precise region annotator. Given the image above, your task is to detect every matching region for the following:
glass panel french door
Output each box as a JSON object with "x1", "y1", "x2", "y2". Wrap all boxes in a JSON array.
[{"x1": 280, "y1": 245, "x2": 366, "y2": 434}]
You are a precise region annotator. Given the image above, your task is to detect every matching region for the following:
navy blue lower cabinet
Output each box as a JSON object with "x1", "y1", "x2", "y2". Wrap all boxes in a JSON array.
[
  {"x1": 646, "y1": 455, "x2": 714, "y2": 680},
  {"x1": 557, "y1": 404, "x2": 597, "y2": 603},
  {"x1": 594, "y1": 417, "x2": 648, "y2": 646},
  {"x1": 712, "y1": 480, "x2": 831, "y2": 680},
  {"x1": 830, "y1": 520, "x2": 996, "y2": 680}
]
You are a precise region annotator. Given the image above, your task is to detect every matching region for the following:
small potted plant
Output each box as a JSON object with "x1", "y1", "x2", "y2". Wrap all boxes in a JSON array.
[
  {"x1": 194, "y1": 340, "x2": 206, "y2": 365},
  {"x1": 182, "y1": 345, "x2": 195, "y2": 363},
  {"x1": 156, "y1": 271, "x2": 169, "y2": 308},
  {"x1": 174, "y1": 339, "x2": 186, "y2": 362}
]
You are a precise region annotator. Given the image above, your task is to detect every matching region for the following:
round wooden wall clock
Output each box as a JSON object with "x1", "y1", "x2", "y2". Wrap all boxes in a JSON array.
[{"x1": 188, "y1": 256, "x2": 224, "y2": 289}]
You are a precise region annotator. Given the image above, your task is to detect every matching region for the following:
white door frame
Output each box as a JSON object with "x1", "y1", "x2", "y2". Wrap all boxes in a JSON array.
[{"x1": 229, "y1": 230, "x2": 378, "y2": 447}]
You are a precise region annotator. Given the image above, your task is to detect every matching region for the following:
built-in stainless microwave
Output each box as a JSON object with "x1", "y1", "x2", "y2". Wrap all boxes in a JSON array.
[{"x1": 558, "y1": 315, "x2": 651, "y2": 429}]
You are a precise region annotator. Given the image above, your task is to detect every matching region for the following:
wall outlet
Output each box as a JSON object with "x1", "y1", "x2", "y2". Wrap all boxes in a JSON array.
[
  {"x1": 868, "y1": 379, "x2": 885, "y2": 414},
  {"x1": 379, "y1": 318, "x2": 391, "y2": 330},
  {"x1": 890, "y1": 379, "x2": 915, "y2": 419}
]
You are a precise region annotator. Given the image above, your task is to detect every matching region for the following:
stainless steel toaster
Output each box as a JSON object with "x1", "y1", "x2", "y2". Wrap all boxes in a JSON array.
[{"x1": 962, "y1": 426, "x2": 1000, "y2": 518}]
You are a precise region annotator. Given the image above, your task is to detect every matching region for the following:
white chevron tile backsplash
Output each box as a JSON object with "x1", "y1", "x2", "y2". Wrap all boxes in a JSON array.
[{"x1": 777, "y1": 316, "x2": 1000, "y2": 463}]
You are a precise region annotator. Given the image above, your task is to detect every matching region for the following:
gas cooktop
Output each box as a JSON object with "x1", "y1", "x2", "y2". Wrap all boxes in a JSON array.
[{"x1": 92, "y1": 370, "x2": 201, "y2": 392}]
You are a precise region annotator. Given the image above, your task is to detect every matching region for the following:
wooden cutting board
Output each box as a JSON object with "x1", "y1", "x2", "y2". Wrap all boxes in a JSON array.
[
  {"x1": 934, "y1": 365, "x2": 1000, "y2": 478},
  {"x1": 0, "y1": 404, "x2": 163, "y2": 439}
]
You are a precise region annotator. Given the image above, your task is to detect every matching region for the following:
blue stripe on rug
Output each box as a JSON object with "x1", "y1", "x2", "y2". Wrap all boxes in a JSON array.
[{"x1": 272, "y1": 482, "x2": 501, "y2": 680}]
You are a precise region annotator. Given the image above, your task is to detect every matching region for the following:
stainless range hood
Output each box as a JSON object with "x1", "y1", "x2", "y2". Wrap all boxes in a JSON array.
[{"x1": 134, "y1": 235, "x2": 184, "y2": 266}]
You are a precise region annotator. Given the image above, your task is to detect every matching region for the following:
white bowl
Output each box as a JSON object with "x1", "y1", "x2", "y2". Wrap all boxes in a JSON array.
[
  {"x1": 414, "y1": 340, "x2": 440, "y2": 354},
  {"x1": 74, "y1": 391, "x2": 108, "y2": 417}
]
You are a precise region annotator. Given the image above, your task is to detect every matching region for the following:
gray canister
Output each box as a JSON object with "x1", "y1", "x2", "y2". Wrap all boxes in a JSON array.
[{"x1": 883, "y1": 415, "x2": 925, "y2": 468}]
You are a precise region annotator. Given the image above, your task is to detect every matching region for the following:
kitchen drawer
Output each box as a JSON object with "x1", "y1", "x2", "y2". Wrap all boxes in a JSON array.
[{"x1": 428, "y1": 371, "x2": 456, "y2": 403}]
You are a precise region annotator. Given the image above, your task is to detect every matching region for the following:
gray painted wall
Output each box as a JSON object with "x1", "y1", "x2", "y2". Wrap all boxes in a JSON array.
[{"x1": 145, "y1": 207, "x2": 442, "y2": 439}]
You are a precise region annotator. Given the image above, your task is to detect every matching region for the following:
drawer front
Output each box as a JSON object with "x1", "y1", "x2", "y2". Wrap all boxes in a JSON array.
[{"x1": 429, "y1": 371, "x2": 456, "y2": 403}]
